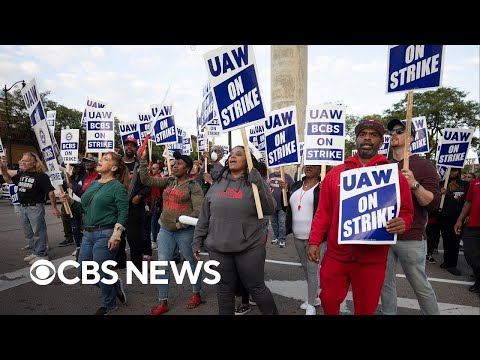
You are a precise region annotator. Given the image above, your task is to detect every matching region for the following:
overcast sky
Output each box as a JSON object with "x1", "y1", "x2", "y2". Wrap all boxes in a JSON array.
[{"x1": 1, "y1": 45, "x2": 478, "y2": 157}]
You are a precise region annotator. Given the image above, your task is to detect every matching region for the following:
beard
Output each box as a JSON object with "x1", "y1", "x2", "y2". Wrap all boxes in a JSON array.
[{"x1": 357, "y1": 147, "x2": 377, "y2": 160}]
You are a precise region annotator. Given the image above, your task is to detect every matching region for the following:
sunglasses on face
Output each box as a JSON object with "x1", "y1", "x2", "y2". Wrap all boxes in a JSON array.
[{"x1": 389, "y1": 128, "x2": 406, "y2": 136}]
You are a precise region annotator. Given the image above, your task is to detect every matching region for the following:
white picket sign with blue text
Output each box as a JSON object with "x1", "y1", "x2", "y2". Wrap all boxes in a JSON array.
[
  {"x1": 264, "y1": 106, "x2": 299, "y2": 168},
  {"x1": 387, "y1": 45, "x2": 444, "y2": 93},
  {"x1": 248, "y1": 124, "x2": 265, "y2": 153},
  {"x1": 33, "y1": 121, "x2": 63, "y2": 186},
  {"x1": 435, "y1": 128, "x2": 474, "y2": 168},
  {"x1": 137, "y1": 112, "x2": 152, "y2": 142},
  {"x1": 21, "y1": 78, "x2": 63, "y2": 167},
  {"x1": 9, "y1": 184, "x2": 19, "y2": 204},
  {"x1": 150, "y1": 104, "x2": 177, "y2": 145},
  {"x1": 304, "y1": 104, "x2": 346, "y2": 165},
  {"x1": 204, "y1": 45, "x2": 265, "y2": 132},
  {"x1": 60, "y1": 129, "x2": 80, "y2": 164},
  {"x1": 85, "y1": 107, "x2": 115, "y2": 153},
  {"x1": 82, "y1": 97, "x2": 108, "y2": 126},
  {"x1": 46, "y1": 110, "x2": 56, "y2": 135},
  {"x1": 396, "y1": 116, "x2": 430, "y2": 154},
  {"x1": 119, "y1": 121, "x2": 141, "y2": 150},
  {"x1": 197, "y1": 132, "x2": 208, "y2": 153},
  {"x1": 436, "y1": 165, "x2": 448, "y2": 181},
  {"x1": 339, "y1": 163, "x2": 400, "y2": 245},
  {"x1": 379, "y1": 135, "x2": 391, "y2": 157}
]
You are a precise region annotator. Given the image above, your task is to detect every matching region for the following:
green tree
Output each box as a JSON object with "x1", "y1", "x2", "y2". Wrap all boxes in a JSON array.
[
  {"x1": 0, "y1": 89, "x2": 85, "y2": 157},
  {"x1": 43, "y1": 95, "x2": 84, "y2": 153},
  {"x1": 344, "y1": 114, "x2": 384, "y2": 157},
  {"x1": 382, "y1": 87, "x2": 480, "y2": 159},
  {"x1": 0, "y1": 88, "x2": 40, "y2": 155}
]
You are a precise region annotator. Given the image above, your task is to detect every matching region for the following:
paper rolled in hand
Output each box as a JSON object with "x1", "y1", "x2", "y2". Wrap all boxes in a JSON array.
[{"x1": 178, "y1": 215, "x2": 198, "y2": 227}]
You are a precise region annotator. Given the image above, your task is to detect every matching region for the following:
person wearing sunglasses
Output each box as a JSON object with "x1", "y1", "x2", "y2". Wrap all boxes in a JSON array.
[{"x1": 380, "y1": 119, "x2": 441, "y2": 315}]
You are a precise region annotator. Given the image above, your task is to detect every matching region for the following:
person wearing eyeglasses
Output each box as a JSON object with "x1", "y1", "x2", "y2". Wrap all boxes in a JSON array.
[
  {"x1": 0, "y1": 152, "x2": 61, "y2": 265},
  {"x1": 380, "y1": 119, "x2": 441, "y2": 315}
]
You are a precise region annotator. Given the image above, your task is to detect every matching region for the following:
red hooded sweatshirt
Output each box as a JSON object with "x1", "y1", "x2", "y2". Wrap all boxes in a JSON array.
[{"x1": 309, "y1": 154, "x2": 414, "y2": 263}]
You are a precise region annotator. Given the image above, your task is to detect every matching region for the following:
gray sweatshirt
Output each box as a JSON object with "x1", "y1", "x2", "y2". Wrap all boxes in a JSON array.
[{"x1": 193, "y1": 168, "x2": 276, "y2": 253}]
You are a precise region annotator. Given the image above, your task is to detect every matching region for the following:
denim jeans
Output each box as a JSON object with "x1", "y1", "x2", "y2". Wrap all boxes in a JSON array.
[
  {"x1": 19, "y1": 203, "x2": 48, "y2": 257},
  {"x1": 77, "y1": 228, "x2": 122, "y2": 309},
  {"x1": 156, "y1": 226, "x2": 202, "y2": 300},
  {"x1": 270, "y1": 209, "x2": 286, "y2": 242},
  {"x1": 380, "y1": 240, "x2": 440, "y2": 315}
]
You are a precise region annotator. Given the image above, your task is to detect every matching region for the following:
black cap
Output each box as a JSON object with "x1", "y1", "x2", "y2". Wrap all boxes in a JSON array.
[
  {"x1": 173, "y1": 151, "x2": 193, "y2": 170},
  {"x1": 387, "y1": 119, "x2": 416, "y2": 137}
]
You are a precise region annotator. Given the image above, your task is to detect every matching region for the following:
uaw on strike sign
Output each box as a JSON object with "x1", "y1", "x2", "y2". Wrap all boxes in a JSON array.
[
  {"x1": 204, "y1": 45, "x2": 265, "y2": 132},
  {"x1": 339, "y1": 163, "x2": 400, "y2": 245},
  {"x1": 435, "y1": 128, "x2": 474, "y2": 168}
]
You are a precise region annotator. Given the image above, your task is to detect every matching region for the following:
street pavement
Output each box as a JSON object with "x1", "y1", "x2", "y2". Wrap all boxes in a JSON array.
[{"x1": 0, "y1": 199, "x2": 478, "y2": 315}]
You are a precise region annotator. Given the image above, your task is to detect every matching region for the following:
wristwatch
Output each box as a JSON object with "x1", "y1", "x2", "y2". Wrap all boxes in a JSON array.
[{"x1": 412, "y1": 182, "x2": 420, "y2": 190}]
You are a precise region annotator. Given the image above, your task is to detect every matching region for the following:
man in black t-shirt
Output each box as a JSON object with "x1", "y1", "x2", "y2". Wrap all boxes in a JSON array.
[
  {"x1": 113, "y1": 136, "x2": 150, "y2": 270},
  {"x1": 0, "y1": 152, "x2": 61, "y2": 264}
]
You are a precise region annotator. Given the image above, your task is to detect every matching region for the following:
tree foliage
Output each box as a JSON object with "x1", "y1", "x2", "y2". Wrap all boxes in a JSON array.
[{"x1": 382, "y1": 87, "x2": 479, "y2": 159}]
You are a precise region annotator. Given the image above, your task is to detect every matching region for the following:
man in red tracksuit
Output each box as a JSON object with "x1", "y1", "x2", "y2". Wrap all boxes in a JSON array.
[{"x1": 308, "y1": 119, "x2": 414, "y2": 315}]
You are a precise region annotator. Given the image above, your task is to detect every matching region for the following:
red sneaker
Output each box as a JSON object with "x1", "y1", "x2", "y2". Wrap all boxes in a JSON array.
[
  {"x1": 187, "y1": 294, "x2": 202, "y2": 309},
  {"x1": 151, "y1": 303, "x2": 169, "y2": 315}
]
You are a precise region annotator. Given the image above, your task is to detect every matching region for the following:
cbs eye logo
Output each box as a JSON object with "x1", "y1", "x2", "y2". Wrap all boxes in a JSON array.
[{"x1": 29, "y1": 259, "x2": 56, "y2": 285}]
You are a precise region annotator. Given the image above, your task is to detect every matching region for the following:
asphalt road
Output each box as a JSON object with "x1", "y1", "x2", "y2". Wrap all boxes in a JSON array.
[{"x1": 0, "y1": 199, "x2": 478, "y2": 315}]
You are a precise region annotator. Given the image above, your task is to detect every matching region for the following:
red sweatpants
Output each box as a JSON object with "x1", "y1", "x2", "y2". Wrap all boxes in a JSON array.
[{"x1": 319, "y1": 255, "x2": 387, "y2": 315}]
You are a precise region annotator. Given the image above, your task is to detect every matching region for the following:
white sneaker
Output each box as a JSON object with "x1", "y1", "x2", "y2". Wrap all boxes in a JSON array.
[
  {"x1": 305, "y1": 304, "x2": 316, "y2": 315},
  {"x1": 271, "y1": 238, "x2": 278, "y2": 244},
  {"x1": 151, "y1": 241, "x2": 158, "y2": 250},
  {"x1": 29, "y1": 256, "x2": 49, "y2": 265},
  {"x1": 24, "y1": 254, "x2": 37, "y2": 262},
  {"x1": 21, "y1": 244, "x2": 32, "y2": 251},
  {"x1": 72, "y1": 247, "x2": 80, "y2": 257},
  {"x1": 300, "y1": 297, "x2": 321, "y2": 310}
]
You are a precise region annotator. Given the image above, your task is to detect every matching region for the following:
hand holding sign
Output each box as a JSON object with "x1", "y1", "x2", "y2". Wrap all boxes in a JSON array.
[{"x1": 400, "y1": 168, "x2": 417, "y2": 189}]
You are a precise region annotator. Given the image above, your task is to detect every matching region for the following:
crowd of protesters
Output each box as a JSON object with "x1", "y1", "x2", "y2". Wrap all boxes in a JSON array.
[{"x1": 1, "y1": 117, "x2": 478, "y2": 316}]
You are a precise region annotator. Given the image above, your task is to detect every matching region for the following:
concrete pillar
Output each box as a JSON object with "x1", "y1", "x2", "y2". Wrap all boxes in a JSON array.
[{"x1": 270, "y1": 45, "x2": 308, "y2": 176}]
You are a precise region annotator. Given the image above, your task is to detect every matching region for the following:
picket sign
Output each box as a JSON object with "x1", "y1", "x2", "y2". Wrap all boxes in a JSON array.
[{"x1": 241, "y1": 128, "x2": 263, "y2": 219}]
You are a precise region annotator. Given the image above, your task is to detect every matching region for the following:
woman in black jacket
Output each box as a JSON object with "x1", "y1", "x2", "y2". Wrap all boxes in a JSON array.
[{"x1": 282, "y1": 165, "x2": 322, "y2": 315}]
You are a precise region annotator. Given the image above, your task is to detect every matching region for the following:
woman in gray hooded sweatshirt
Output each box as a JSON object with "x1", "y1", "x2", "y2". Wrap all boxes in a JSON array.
[{"x1": 193, "y1": 146, "x2": 279, "y2": 315}]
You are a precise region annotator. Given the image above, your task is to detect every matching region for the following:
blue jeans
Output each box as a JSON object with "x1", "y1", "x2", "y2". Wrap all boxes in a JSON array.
[
  {"x1": 156, "y1": 226, "x2": 202, "y2": 300},
  {"x1": 77, "y1": 228, "x2": 122, "y2": 309},
  {"x1": 19, "y1": 203, "x2": 48, "y2": 257},
  {"x1": 380, "y1": 240, "x2": 440, "y2": 315},
  {"x1": 271, "y1": 209, "x2": 286, "y2": 242}
]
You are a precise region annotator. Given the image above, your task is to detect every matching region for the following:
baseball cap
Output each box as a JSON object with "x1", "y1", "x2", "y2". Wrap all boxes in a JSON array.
[
  {"x1": 173, "y1": 151, "x2": 193, "y2": 170},
  {"x1": 354, "y1": 119, "x2": 385, "y2": 137},
  {"x1": 387, "y1": 119, "x2": 416, "y2": 137},
  {"x1": 124, "y1": 135, "x2": 139, "y2": 147},
  {"x1": 82, "y1": 155, "x2": 98, "y2": 164}
]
